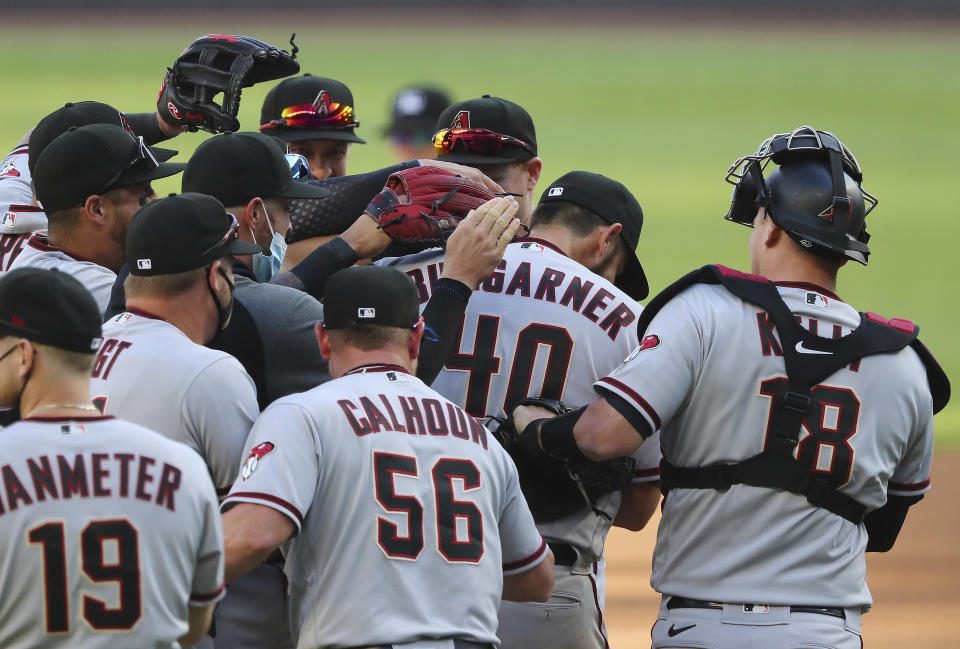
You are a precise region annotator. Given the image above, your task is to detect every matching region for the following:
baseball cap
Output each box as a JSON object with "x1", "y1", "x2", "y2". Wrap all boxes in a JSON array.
[
  {"x1": 33, "y1": 124, "x2": 185, "y2": 213},
  {"x1": 126, "y1": 193, "x2": 261, "y2": 276},
  {"x1": 28, "y1": 101, "x2": 179, "y2": 174},
  {"x1": 181, "y1": 132, "x2": 330, "y2": 206},
  {"x1": 322, "y1": 266, "x2": 420, "y2": 330},
  {"x1": 386, "y1": 86, "x2": 451, "y2": 139},
  {"x1": 538, "y1": 171, "x2": 649, "y2": 300},
  {"x1": 433, "y1": 95, "x2": 537, "y2": 165},
  {"x1": 0, "y1": 268, "x2": 103, "y2": 353},
  {"x1": 259, "y1": 75, "x2": 366, "y2": 144}
]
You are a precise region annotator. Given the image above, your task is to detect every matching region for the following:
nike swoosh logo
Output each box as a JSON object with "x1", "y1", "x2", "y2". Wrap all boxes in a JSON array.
[
  {"x1": 795, "y1": 341, "x2": 832, "y2": 355},
  {"x1": 667, "y1": 623, "x2": 696, "y2": 637},
  {"x1": 423, "y1": 325, "x2": 439, "y2": 343}
]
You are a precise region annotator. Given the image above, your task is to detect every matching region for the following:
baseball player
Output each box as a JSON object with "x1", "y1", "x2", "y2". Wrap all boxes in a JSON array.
[
  {"x1": 385, "y1": 85, "x2": 452, "y2": 162},
  {"x1": 221, "y1": 265, "x2": 555, "y2": 648},
  {"x1": 0, "y1": 267, "x2": 224, "y2": 648},
  {"x1": 430, "y1": 171, "x2": 661, "y2": 649},
  {"x1": 511, "y1": 127, "x2": 949, "y2": 649},
  {"x1": 6, "y1": 123, "x2": 184, "y2": 315}
]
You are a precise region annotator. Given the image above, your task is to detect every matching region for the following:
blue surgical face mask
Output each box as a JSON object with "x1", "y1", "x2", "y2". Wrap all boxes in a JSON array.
[{"x1": 252, "y1": 202, "x2": 287, "y2": 283}]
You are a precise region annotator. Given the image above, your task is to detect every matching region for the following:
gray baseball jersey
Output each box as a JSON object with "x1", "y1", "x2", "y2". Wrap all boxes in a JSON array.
[
  {"x1": 0, "y1": 143, "x2": 46, "y2": 272},
  {"x1": 7, "y1": 234, "x2": 115, "y2": 315},
  {"x1": 0, "y1": 415, "x2": 224, "y2": 648},
  {"x1": 596, "y1": 282, "x2": 935, "y2": 608},
  {"x1": 93, "y1": 309, "x2": 259, "y2": 495},
  {"x1": 222, "y1": 364, "x2": 548, "y2": 648},
  {"x1": 429, "y1": 239, "x2": 661, "y2": 560}
]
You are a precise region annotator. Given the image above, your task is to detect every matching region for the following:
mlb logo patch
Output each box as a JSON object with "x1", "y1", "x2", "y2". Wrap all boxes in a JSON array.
[
  {"x1": 805, "y1": 292, "x2": 829, "y2": 309},
  {"x1": 358, "y1": 307, "x2": 376, "y2": 319},
  {"x1": 548, "y1": 187, "x2": 564, "y2": 197},
  {"x1": 89, "y1": 336, "x2": 103, "y2": 351},
  {"x1": 519, "y1": 242, "x2": 545, "y2": 253},
  {"x1": 136, "y1": 259, "x2": 152, "y2": 270},
  {"x1": 1, "y1": 212, "x2": 14, "y2": 226},
  {"x1": 386, "y1": 371, "x2": 409, "y2": 383}
]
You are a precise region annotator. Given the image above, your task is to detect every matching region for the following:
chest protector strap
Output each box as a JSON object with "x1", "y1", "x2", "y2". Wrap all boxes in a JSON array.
[{"x1": 645, "y1": 265, "x2": 949, "y2": 524}]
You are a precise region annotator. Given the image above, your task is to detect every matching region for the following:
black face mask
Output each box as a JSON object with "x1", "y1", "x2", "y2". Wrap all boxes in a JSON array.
[{"x1": 204, "y1": 266, "x2": 235, "y2": 346}]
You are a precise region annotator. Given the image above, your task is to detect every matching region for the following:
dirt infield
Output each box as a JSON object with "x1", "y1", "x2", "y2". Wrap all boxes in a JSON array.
[{"x1": 603, "y1": 451, "x2": 960, "y2": 648}]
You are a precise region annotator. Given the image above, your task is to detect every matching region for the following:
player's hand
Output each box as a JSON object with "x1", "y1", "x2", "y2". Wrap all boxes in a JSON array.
[
  {"x1": 511, "y1": 404, "x2": 557, "y2": 436},
  {"x1": 417, "y1": 159, "x2": 505, "y2": 194},
  {"x1": 442, "y1": 197, "x2": 521, "y2": 290}
]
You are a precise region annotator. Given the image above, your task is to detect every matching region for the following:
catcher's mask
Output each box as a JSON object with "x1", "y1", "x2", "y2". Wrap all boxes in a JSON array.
[{"x1": 724, "y1": 125, "x2": 877, "y2": 265}]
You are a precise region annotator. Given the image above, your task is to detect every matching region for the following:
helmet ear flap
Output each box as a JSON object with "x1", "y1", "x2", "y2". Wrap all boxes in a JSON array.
[{"x1": 725, "y1": 160, "x2": 767, "y2": 226}]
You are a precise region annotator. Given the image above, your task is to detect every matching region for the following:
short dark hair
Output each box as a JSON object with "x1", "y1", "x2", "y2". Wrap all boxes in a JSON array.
[
  {"x1": 530, "y1": 201, "x2": 608, "y2": 237},
  {"x1": 328, "y1": 324, "x2": 410, "y2": 351}
]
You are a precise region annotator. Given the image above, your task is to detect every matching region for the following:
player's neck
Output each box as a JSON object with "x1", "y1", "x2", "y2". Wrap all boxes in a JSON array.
[
  {"x1": 47, "y1": 225, "x2": 124, "y2": 273},
  {"x1": 125, "y1": 295, "x2": 215, "y2": 345},
  {"x1": 19, "y1": 375, "x2": 96, "y2": 420},
  {"x1": 526, "y1": 225, "x2": 575, "y2": 258},
  {"x1": 329, "y1": 349, "x2": 414, "y2": 379},
  {"x1": 754, "y1": 254, "x2": 838, "y2": 294}
]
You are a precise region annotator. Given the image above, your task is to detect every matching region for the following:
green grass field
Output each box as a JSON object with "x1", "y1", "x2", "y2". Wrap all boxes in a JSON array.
[{"x1": 2, "y1": 13, "x2": 958, "y2": 442}]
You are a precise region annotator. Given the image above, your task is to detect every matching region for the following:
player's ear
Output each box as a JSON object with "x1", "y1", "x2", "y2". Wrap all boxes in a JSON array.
[
  {"x1": 524, "y1": 157, "x2": 543, "y2": 191},
  {"x1": 408, "y1": 317, "x2": 425, "y2": 361},
  {"x1": 243, "y1": 197, "x2": 264, "y2": 234},
  {"x1": 315, "y1": 323, "x2": 333, "y2": 360},
  {"x1": 83, "y1": 194, "x2": 108, "y2": 224}
]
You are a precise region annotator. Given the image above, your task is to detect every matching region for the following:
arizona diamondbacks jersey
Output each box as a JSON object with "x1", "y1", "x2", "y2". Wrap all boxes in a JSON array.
[
  {"x1": 0, "y1": 415, "x2": 225, "y2": 649},
  {"x1": 429, "y1": 238, "x2": 661, "y2": 560},
  {"x1": 7, "y1": 234, "x2": 115, "y2": 315},
  {"x1": 223, "y1": 364, "x2": 548, "y2": 648},
  {"x1": 0, "y1": 143, "x2": 47, "y2": 272},
  {"x1": 596, "y1": 281, "x2": 935, "y2": 608},
  {"x1": 93, "y1": 309, "x2": 259, "y2": 495}
]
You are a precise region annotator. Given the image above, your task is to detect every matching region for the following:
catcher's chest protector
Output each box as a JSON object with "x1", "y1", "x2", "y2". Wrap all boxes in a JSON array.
[{"x1": 644, "y1": 265, "x2": 950, "y2": 523}]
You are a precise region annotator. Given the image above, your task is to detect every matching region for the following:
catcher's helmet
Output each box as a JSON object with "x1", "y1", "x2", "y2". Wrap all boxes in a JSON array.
[{"x1": 724, "y1": 126, "x2": 877, "y2": 265}]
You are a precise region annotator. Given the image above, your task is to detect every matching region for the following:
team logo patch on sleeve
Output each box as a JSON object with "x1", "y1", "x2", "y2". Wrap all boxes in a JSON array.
[
  {"x1": 1, "y1": 160, "x2": 20, "y2": 177},
  {"x1": 240, "y1": 441, "x2": 275, "y2": 481},
  {"x1": 638, "y1": 334, "x2": 661, "y2": 351}
]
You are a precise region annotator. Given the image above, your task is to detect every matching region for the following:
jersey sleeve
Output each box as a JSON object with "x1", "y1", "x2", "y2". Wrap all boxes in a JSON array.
[
  {"x1": 188, "y1": 462, "x2": 227, "y2": 607},
  {"x1": 221, "y1": 402, "x2": 321, "y2": 533},
  {"x1": 594, "y1": 293, "x2": 703, "y2": 436},
  {"x1": 182, "y1": 356, "x2": 259, "y2": 495},
  {"x1": 630, "y1": 430, "x2": 662, "y2": 483},
  {"x1": 495, "y1": 448, "x2": 549, "y2": 575},
  {"x1": 888, "y1": 395, "x2": 935, "y2": 498},
  {"x1": 0, "y1": 142, "x2": 40, "y2": 233}
]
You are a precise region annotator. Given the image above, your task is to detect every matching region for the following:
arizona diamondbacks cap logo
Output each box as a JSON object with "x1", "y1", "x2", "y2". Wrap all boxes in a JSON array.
[
  {"x1": 240, "y1": 441, "x2": 275, "y2": 481},
  {"x1": 451, "y1": 110, "x2": 470, "y2": 129},
  {"x1": 313, "y1": 90, "x2": 333, "y2": 116}
]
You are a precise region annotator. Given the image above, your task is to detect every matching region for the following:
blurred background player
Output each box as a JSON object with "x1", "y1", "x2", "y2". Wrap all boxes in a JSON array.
[
  {"x1": 384, "y1": 85, "x2": 452, "y2": 162},
  {"x1": 5, "y1": 124, "x2": 183, "y2": 314},
  {"x1": 221, "y1": 264, "x2": 555, "y2": 649},
  {"x1": 0, "y1": 267, "x2": 224, "y2": 648},
  {"x1": 259, "y1": 74, "x2": 365, "y2": 180},
  {"x1": 431, "y1": 171, "x2": 660, "y2": 649}
]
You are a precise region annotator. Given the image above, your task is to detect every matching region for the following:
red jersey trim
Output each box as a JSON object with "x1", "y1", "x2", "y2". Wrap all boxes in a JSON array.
[
  {"x1": 516, "y1": 236, "x2": 569, "y2": 258},
  {"x1": 224, "y1": 491, "x2": 305, "y2": 525},
  {"x1": 633, "y1": 467, "x2": 661, "y2": 478},
  {"x1": 596, "y1": 377, "x2": 662, "y2": 429},
  {"x1": 588, "y1": 573, "x2": 611, "y2": 649},
  {"x1": 889, "y1": 478, "x2": 930, "y2": 492},
  {"x1": 773, "y1": 281, "x2": 843, "y2": 302},
  {"x1": 9, "y1": 146, "x2": 28, "y2": 156},
  {"x1": 24, "y1": 415, "x2": 116, "y2": 422},
  {"x1": 7, "y1": 204, "x2": 45, "y2": 213},
  {"x1": 344, "y1": 363, "x2": 411, "y2": 376},
  {"x1": 503, "y1": 537, "x2": 547, "y2": 571},
  {"x1": 27, "y1": 234, "x2": 98, "y2": 263},
  {"x1": 190, "y1": 583, "x2": 226, "y2": 602},
  {"x1": 125, "y1": 307, "x2": 167, "y2": 322}
]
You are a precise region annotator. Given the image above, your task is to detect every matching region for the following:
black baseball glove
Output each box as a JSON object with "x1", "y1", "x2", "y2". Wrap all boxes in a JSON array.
[
  {"x1": 158, "y1": 34, "x2": 300, "y2": 133},
  {"x1": 492, "y1": 397, "x2": 636, "y2": 523}
]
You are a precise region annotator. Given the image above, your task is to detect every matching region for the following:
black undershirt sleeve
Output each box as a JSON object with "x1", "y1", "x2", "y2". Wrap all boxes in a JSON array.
[
  {"x1": 864, "y1": 494, "x2": 923, "y2": 552},
  {"x1": 594, "y1": 387, "x2": 655, "y2": 440},
  {"x1": 416, "y1": 278, "x2": 472, "y2": 384},
  {"x1": 123, "y1": 112, "x2": 170, "y2": 145},
  {"x1": 271, "y1": 236, "x2": 358, "y2": 299}
]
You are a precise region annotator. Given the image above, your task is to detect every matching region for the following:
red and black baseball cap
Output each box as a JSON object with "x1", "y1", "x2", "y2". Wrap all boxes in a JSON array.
[
  {"x1": 260, "y1": 75, "x2": 366, "y2": 144},
  {"x1": 433, "y1": 95, "x2": 537, "y2": 165},
  {"x1": 537, "y1": 171, "x2": 649, "y2": 300},
  {"x1": 182, "y1": 132, "x2": 329, "y2": 207},
  {"x1": 28, "y1": 101, "x2": 179, "y2": 174},
  {"x1": 33, "y1": 124, "x2": 185, "y2": 213},
  {"x1": 127, "y1": 193, "x2": 262, "y2": 276},
  {"x1": 0, "y1": 268, "x2": 103, "y2": 353},
  {"x1": 322, "y1": 265, "x2": 420, "y2": 330}
]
